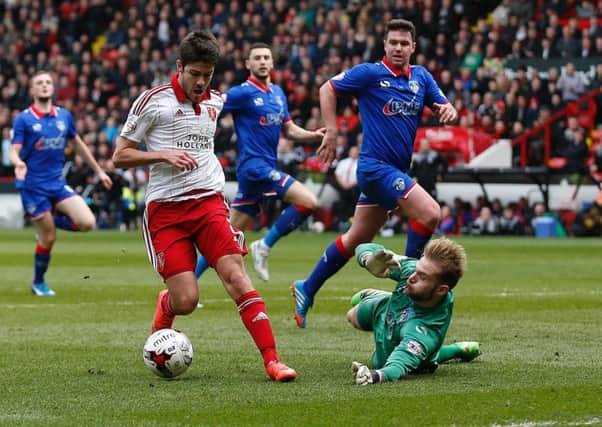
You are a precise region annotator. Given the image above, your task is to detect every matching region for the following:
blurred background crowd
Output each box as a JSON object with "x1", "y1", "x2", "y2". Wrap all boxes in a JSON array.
[{"x1": 0, "y1": 0, "x2": 600, "y2": 236}]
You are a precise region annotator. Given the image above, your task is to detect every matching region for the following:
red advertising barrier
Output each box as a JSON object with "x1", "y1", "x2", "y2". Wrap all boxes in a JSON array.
[{"x1": 415, "y1": 127, "x2": 495, "y2": 166}]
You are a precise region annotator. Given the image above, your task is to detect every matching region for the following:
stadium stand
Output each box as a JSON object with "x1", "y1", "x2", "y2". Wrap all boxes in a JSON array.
[{"x1": 0, "y1": 0, "x2": 600, "y2": 235}]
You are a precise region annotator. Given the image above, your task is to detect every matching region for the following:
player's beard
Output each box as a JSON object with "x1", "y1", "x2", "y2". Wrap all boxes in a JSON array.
[
  {"x1": 38, "y1": 96, "x2": 51, "y2": 103},
  {"x1": 406, "y1": 286, "x2": 436, "y2": 303}
]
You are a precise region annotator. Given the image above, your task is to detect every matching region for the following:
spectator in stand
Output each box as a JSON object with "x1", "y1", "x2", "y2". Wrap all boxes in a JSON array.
[
  {"x1": 556, "y1": 25, "x2": 581, "y2": 59},
  {"x1": 471, "y1": 206, "x2": 499, "y2": 236},
  {"x1": 332, "y1": 143, "x2": 360, "y2": 232},
  {"x1": 556, "y1": 62, "x2": 585, "y2": 103},
  {"x1": 499, "y1": 205, "x2": 524, "y2": 235},
  {"x1": 561, "y1": 128, "x2": 590, "y2": 180},
  {"x1": 410, "y1": 138, "x2": 448, "y2": 201},
  {"x1": 437, "y1": 204, "x2": 457, "y2": 235},
  {"x1": 528, "y1": 202, "x2": 547, "y2": 235},
  {"x1": 590, "y1": 142, "x2": 602, "y2": 180}
]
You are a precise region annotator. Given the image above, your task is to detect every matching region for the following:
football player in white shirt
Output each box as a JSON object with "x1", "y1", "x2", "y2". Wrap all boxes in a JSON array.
[{"x1": 112, "y1": 30, "x2": 297, "y2": 382}]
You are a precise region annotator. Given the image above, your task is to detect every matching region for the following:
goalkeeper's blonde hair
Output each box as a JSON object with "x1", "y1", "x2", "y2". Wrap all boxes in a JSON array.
[{"x1": 423, "y1": 237, "x2": 467, "y2": 289}]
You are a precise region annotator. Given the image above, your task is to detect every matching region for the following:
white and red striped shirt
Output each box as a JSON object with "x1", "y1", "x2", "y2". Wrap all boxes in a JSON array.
[{"x1": 120, "y1": 74, "x2": 225, "y2": 204}]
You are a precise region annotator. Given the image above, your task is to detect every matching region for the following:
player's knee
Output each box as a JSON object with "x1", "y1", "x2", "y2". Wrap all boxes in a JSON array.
[
  {"x1": 423, "y1": 204, "x2": 442, "y2": 229},
  {"x1": 305, "y1": 194, "x2": 319, "y2": 211},
  {"x1": 171, "y1": 293, "x2": 198, "y2": 315},
  {"x1": 346, "y1": 307, "x2": 361, "y2": 329},
  {"x1": 77, "y1": 218, "x2": 96, "y2": 232},
  {"x1": 40, "y1": 232, "x2": 57, "y2": 248},
  {"x1": 224, "y1": 269, "x2": 251, "y2": 292}
]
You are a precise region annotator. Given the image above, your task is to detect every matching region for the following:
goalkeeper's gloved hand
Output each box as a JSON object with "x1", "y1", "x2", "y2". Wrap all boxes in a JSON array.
[
  {"x1": 359, "y1": 249, "x2": 401, "y2": 278},
  {"x1": 351, "y1": 361, "x2": 384, "y2": 385}
]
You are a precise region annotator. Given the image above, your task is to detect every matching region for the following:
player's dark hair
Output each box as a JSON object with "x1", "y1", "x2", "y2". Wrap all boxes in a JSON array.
[
  {"x1": 423, "y1": 237, "x2": 467, "y2": 290},
  {"x1": 247, "y1": 42, "x2": 272, "y2": 59},
  {"x1": 385, "y1": 19, "x2": 416, "y2": 42},
  {"x1": 179, "y1": 30, "x2": 220, "y2": 66}
]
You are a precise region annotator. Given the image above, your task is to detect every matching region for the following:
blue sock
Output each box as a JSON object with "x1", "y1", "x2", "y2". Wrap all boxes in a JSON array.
[
  {"x1": 54, "y1": 213, "x2": 77, "y2": 231},
  {"x1": 195, "y1": 255, "x2": 209, "y2": 279},
  {"x1": 34, "y1": 243, "x2": 51, "y2": 284},
  {"x1": 405, "y1": 219, "x2": 433, "y2": 259},
  {"x1": 264, "y1": 204, "x2": 313, "y2": 248},
  {"x1": 303, "y1": 237, "x2": 352, "y2": 298}
]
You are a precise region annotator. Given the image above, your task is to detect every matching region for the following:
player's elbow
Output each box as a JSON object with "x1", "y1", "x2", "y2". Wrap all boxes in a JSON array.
[
  {"x1": 319, "y1": 81, "x2": 334, "y2": 98},
  {"x1": 112, "y1": 148, "x2": 128, "y2": 169}
]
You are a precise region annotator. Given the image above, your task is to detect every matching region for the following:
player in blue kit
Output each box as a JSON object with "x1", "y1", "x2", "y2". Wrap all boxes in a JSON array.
[
  {"x1": 292, "y1": 19, "x2": 458, "y2": 328},
  {"x1": 195, "y1": 43, "x2": 324, "y2": 282},
  {"x1": 9, "y1": 70, "x2": 112, "y2": 296}
]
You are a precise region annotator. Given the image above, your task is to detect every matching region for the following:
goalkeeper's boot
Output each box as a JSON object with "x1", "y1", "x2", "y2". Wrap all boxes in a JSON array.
[
  {"x1": 455, "y1": 341, "x2": 481, "y2": 362},
  {"x1": 291, "y1": 280, "x2": 313, "y2": 328},
  {"x1": 31, "y1": 281, "x2": 56, "y2": 297},
  {"x1": 250, "y1": 240, "x2": 270, "y2": 282},
  {"x1": 350, "y1": 288, "x2": 392, "y2": 307},
  {"x1": 266, "y1": 360, "x2": 297, "y2": 382},
  {"x1": 151, "y1": 289, "x2": 175, "y2": 334}
]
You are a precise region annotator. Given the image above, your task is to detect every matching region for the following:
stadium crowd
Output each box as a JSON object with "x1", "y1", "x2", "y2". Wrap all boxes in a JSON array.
[{"x1": 1, "y1": 0, "x2": 601, "y2": 236}]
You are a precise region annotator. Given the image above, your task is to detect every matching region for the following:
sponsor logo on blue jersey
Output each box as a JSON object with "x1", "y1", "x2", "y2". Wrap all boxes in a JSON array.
[
  {"x1": 34, "y1": 137, "x2": 66, "y2": 151},
  {"x1": 259, "y1": 112, "x2": 284, "y2": 126},
  {"x1": 382, "y1": 98, "x2": 420, "y2": 116}
]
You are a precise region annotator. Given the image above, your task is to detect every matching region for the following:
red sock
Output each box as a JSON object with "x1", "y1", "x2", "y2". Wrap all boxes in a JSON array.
[
  {"x1": 154, "y1": 291, "x2": 175, "y2": 330},
  {"x1": 236, "y1": 290, "x2": 278, "y2": 367}
]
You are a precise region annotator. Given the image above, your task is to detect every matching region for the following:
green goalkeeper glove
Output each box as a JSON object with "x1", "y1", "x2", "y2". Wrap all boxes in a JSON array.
[
  {"x1": 351, "y1": 361, "x2": 385, "y2": 385},
  {"x1": 358, "y1": 248, "x2": 401, "y2": 278}
]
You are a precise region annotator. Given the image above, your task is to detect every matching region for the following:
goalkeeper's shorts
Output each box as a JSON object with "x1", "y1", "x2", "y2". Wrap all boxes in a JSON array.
[{"x1": 355, "y1": 292, "x2": 389, "y2": 332}]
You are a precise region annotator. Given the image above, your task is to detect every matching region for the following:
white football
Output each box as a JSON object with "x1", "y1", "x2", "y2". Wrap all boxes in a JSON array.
[
  {"x1": 311, "y1": 220, "x2": 325, "y2": 234},
  {"x1": 143, "y1": 329, "x2": 193, "y2": 378}
]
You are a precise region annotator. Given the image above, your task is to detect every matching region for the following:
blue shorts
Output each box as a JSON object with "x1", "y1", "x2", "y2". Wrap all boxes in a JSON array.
[
  {"x1": 357, "y1": 160, "x2": 416, "y2": 211},
  {"x1": 232, "y1": 165, "x2": 296, "y2": 217},
  {"x1": 20, "y1": 183, "x2": 77, "y2": 220}
]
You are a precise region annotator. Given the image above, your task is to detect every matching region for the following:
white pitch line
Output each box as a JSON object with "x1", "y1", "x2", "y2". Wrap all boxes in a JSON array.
[
  {"x1": 490, "y1": 290, "x2": 602, "y2": 297},
  {"x1": 491, "y1": 417, "x2": 601, "y2": 427}
]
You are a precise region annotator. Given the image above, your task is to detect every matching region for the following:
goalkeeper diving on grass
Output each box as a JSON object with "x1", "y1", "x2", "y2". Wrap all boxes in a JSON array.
[{"x1": 347, "y1": 237, "x2": 480, "y2": 385}]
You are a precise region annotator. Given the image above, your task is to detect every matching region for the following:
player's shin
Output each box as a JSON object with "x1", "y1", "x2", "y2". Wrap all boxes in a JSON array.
[
  {"x1": 303, "y1": 236, "x2": 352, "y2": 297},
  {"x1": 236, "y1": 290, "x2": 278, "y2": 365}
]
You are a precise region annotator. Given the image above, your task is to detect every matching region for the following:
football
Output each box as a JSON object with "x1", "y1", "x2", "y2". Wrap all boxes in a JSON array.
[
  {"x1": 310, "y1": 220, "x2": 325, "y2": 234},
  {"x1": 143, "y1": 329, "x2": 193, "y2": 378}
]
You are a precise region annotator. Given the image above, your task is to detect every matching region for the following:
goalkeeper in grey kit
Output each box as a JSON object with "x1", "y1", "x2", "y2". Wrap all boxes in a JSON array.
[{"x1": 347, "y1": 237, "x2": 480, "y2": 385}]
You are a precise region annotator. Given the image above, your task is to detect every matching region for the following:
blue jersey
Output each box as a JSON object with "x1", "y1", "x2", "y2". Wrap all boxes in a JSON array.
[
  {"x1": 223, "y1": 77, "x2": 291, "y2": 174},
  {"x1": 330, "y1": 57, "x2": 447, "y2": 172},
  {"x1": 11, "y1": 104, "x2": 77, "y2": 190}
]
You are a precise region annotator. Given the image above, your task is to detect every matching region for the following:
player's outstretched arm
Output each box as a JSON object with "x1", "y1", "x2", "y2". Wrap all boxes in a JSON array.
[
  {"x1": 71, "y1": 134, "x2": 113, "y2": 190},
  {"x1": 9, "y1": 144, "x2": 27, "y2": 181},
  {"x1": 317, "y1": 82, "x2": 338, "y2": 165},
  {"x1": 282, "y1": 121, "x2": 325, "y2": 144},
  {"x1": 432, "y1": 102, "x2": 459, "y2": 125}
]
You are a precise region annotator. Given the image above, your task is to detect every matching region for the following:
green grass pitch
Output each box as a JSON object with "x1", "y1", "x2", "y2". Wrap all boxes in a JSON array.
[{"x1": 1, "y1": 229, "x2": 601, "y2": 426}]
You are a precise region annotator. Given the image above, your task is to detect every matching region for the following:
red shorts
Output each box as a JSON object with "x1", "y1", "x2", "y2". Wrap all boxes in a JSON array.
[{"x1": 143, "y1": 193, "x2": 247, "y2": 280}]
